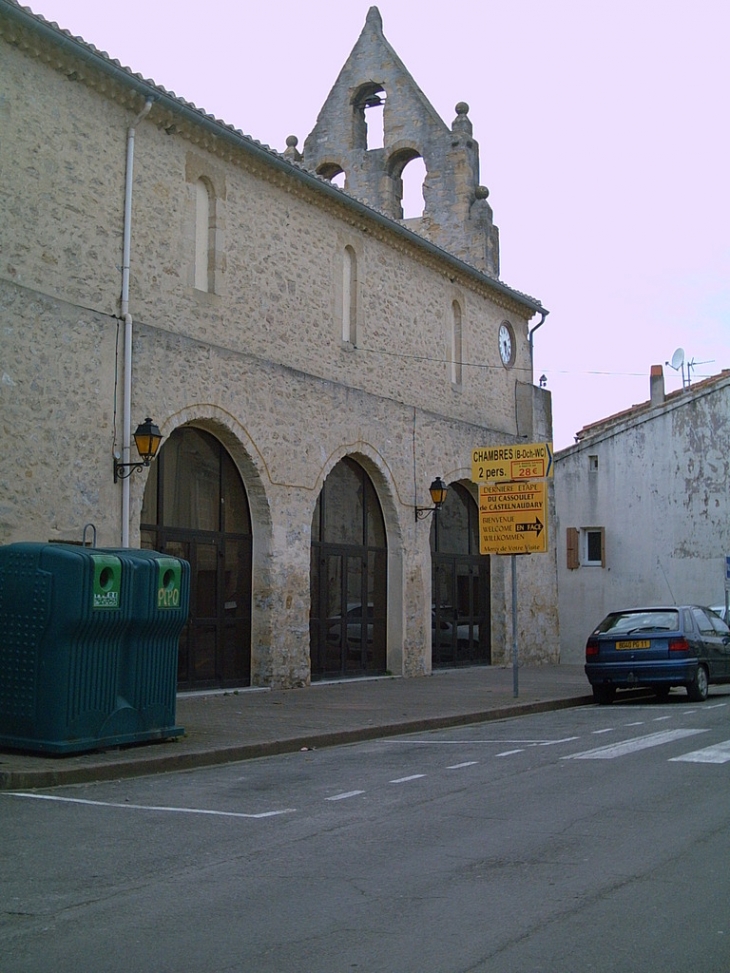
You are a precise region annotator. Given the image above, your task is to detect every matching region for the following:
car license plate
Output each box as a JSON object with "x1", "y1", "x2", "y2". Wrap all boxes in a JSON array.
[{"x1": 616, "y1": 639, "x2": 651, "y2": 650}]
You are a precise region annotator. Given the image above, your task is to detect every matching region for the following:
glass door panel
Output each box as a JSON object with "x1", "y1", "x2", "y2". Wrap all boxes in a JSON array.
[
  {"x1": 222, "y1": 537, "x2": 252, "y2": 684},
  {"x1": 432, "y1": 558, "x2": 456, "y2": 666},
  {"x1": 325, "y1": 554, "x2": 344, "y2": 674},
  {"x1": 345, "y1": 556, "x2": 364, "y2": 671},
  {"x1": 190, "y1": 541, "x2": 218, "y2": 684}
]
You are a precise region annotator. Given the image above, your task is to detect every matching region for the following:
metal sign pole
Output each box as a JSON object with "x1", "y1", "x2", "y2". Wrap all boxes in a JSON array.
[{"x1": 512, "y1": 554, "x2": 518, "y2": 697}]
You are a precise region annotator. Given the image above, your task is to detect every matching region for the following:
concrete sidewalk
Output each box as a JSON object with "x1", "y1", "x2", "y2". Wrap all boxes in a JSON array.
[{"x1": 0, "y1": 664, "x2": 592, "y2": 790}]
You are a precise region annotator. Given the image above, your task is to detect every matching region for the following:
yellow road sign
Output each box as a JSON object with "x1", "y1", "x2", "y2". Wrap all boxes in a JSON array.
[
  {"x1": 479, "y1": 480, "x2": 548, "y2": 555},
  {"x1": 471, "y1": 442, "x2": 553, "y2": 483}
]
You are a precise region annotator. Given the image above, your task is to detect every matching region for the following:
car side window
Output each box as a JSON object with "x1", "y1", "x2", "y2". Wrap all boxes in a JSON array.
[
  {"x1": 708, "y1": 611, "x2": 730, "y2": 636},
  {"x1": 692, "y1": 608, "x2": 715, "y2": 637}
]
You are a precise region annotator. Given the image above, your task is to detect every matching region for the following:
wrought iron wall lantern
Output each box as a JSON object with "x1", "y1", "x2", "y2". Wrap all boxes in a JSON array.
[
  {"x1": 415, "y1": 476, "x2": 448, "y2": 521},
  {"x1": 113, "y1": 417, "x2": 163, "y2": 482}
]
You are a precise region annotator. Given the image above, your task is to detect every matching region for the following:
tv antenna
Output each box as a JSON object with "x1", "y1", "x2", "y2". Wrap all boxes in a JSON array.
[{"x1": 666, "y1": 348, "x2": 714, "y2": 390}]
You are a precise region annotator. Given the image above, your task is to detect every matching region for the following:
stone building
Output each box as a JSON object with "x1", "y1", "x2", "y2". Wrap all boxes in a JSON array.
[
  {"x1": 0, "y1": 1, "x2": 558, "y2": 690},
  {"x1": 555, "y1": 367, "x2": 730, "y2": 663}
]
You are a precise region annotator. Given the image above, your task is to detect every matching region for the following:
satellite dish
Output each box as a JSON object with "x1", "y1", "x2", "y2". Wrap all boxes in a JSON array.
[{"x1": 671, "y1": 348, "x2": 685, "y2": 370}]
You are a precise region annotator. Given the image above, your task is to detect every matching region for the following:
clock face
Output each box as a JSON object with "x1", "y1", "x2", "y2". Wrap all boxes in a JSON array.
[{"x1": 498, "y1": 323, "x2": 514, "y2": 366}]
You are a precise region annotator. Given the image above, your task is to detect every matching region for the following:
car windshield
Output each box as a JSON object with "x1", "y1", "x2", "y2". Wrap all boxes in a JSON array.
[{"x1": 595, "y1": 610, "x2": 680, "y2": 635}]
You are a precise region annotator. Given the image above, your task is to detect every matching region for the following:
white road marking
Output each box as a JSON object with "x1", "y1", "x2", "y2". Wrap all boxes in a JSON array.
[
  {"x1": 653, "y1": 716, "x2": 672, "y2": 722},
  {"x1": 538, "y1": 737, "x2": 580, "y2": 746},
  {"x1": 670, "y1": 740, "x2": 730, "y2": 764},
  {"x1": 705, "y1": 703, "x2": 727, "y2": 710},
  {"x1": 379, "y1": 739, "x2": 572, "y2": 746},
  {"x1": 326, "y1": 790, "x2": 365, "y2": 801},
  {"x1": 389, "y1": 774, "x2": 426, "y2": 783},
  {"x1": 496, "y1": 749, "x2": 524, "y2": 757},
  {"x1": 625, "y1": 722, "x2": 644, "y2": 727},
  {"x1": 6, "y1": 793, "x2": 295, "y2": 818},
  {"x1": 447, "y1": 761, "x2": 478, "y2": 770},
  {"x1": 564, "y1": 728, "x2": 707, "y2": 760},
  {"x1": 593, "y1": 728, "x2": 615, "y2": 735}
]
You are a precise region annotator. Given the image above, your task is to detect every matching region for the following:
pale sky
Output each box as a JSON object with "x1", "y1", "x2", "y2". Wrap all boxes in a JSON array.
[{"x1": 30, "y1": 0, "x2": 730, "y2": 449}]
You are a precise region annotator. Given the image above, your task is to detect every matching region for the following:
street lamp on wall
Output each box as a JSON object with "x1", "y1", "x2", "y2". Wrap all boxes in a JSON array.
[
  {"x1": 415, "y1": 476, "x2": 448, "y2": 521},
  {"x1": 113, "y1": 417, "x2": 163, "y2": 482}
]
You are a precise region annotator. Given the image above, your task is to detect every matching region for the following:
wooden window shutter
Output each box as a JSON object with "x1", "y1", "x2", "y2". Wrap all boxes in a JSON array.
[{"x1": 566, "y1": 527, "x2": 579, "y2": 570}]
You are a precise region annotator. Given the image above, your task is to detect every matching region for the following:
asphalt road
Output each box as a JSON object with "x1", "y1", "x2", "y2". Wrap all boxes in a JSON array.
[{"x1": 3, "y1": 693, "x2": 730, "y2": 972}]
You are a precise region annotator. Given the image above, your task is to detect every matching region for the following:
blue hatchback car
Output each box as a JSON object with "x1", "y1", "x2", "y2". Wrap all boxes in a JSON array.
[{"x1": 585, "y1": 605, "x2": 730, "y2": 704}]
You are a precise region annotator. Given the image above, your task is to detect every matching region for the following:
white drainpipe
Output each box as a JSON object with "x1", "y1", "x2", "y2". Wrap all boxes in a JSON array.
[{"x1": 119, "y1": 98, "x2": 153, "y2": 547}]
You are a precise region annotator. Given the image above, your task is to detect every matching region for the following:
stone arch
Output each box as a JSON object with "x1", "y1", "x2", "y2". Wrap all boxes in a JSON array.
[
  {"x1": 153, "y1": 406, "x2": 272, "y2": 543},
  {"x1": 351, "y1": 82, "x2": 386, "y2": 151},
  {"x1": 316, "y1": 160, "x2": 347, "y2": 189},
  {"x1": 386, "y1": 145, "x2": 426, "y2": 219},
  {"x1": 311, "y1": 444, "x2": 406, "y2": 675},
  {"x1": 314, "y1": 443, "x2": 404, "y2": 548},
  {"x1": 135, "y1": 406, "x2": 275, "y2": 687},
  {"x1": 430, "y1": 478, "x2": 491, "y2": 668}
]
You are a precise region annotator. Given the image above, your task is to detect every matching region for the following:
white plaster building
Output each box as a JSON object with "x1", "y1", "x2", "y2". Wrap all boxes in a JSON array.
[
  {"x1": 555, "y1": 366, "x2": 730, "y2": 663},
  {"x1": 0, "y1": 2, "x2": 558, "y2": 690}
]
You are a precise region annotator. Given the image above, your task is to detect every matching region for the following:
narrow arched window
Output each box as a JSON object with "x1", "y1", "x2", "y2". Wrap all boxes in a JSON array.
[
  {"x1": 342, "y1": 246, "x2": 357, "y2": 345},
  {"x1": 195, "y1": 178, "x2": 212, "y2": 292},
  {"x1": 451, "y1": 300, "x2": 463, "y2": 385}
]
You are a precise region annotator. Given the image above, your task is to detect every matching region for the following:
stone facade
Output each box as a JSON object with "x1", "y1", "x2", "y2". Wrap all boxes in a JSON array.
[
  {"x1": 0, "y1": 2, "x2": 559, "y2": 687},
  {"x1": 555, "y1": 368, "x2": 730, "y2": 663}
]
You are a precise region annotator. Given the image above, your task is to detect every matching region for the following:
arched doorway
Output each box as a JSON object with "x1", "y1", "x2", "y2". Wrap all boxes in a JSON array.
[
  {"x1": 431, "y1": 482, "x2": 491, "y2": 667},
  {"x1": 310, "y1": 458, "x2": 387, "y2": 679},
  {"x1": 140, "y1": 426, "x2": 253, "y2": 690}
]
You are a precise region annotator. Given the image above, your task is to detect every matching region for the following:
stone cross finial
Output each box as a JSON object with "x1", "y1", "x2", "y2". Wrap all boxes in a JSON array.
[
  {"x1": 452, "y1": 102, "x2": 472, "y2": 134},
  {"x1": 284, "y1": 135, "x2": 302, "y2": 162}
]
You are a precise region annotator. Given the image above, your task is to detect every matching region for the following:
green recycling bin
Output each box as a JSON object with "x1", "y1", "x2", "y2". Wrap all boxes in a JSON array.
[
  {"x1": 108, "y1": 549, "x2": 190, "y2": 737},
  {"x1": 0, "y1": 543, "x2": 188, "y2": 755}
]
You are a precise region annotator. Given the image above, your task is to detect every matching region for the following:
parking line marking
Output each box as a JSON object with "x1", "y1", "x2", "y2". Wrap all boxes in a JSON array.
[
  {"x1": 496, "y1": 749, "x2": 524, "y2": 757},
  {"x1": 593, "y1": 728, "x2": 614, "y2": 734},
  {"x1": 564, "y1": 728, "x2": 706, "y2": 760},
  {"x1": 389, "y1": 774, "x2": 426, "y2": 783},
  {"x1": 539, "y1": 737, "x2": 580, "y2": 746},
  {"x1": 670, "y1": 740, "x2": 730, "y2": 764},
  {"x1": 625, "y1": 722, "x2": 644, "y2": 727},
  {"x1": 326, "y1": 790, "x2": 365, "y2": 801},
  {"x1": 6, "y1": 793, "x2": 295, "y2": 819},
  {"x1": 653, "y1": 716, "x2": 672, "y2": 722},
  {"x1": 447, "y1": 761, "x2": 478, "y2": 769},
  {"x1": 379, "y1": 739, "x2": 570, "y2": 746}
]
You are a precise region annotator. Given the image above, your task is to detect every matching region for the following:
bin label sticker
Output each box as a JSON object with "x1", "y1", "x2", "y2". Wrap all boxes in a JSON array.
[
  {"x1": 157, "y1": 558, "x2": 182, "y2": 610},
  {"x1": 91, "y1": 555, "x2": 122, "y2": 610}
]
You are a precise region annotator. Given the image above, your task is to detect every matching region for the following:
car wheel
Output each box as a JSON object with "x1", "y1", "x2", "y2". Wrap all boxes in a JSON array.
[
  {"x1": 686, "y1": 665, "x2": 709, "y2": 702},
  {"x1": 593, "y1": 685, "x2": 616, "y2": 705}
]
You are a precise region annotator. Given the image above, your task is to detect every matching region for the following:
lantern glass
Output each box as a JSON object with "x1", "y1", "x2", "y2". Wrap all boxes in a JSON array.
[
  {"x1": 429, "y1": 477, "x2": 448, "y2": 507},
  {"x1": 133, "y1": 418, "x2": 162, "y2": 462}
]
